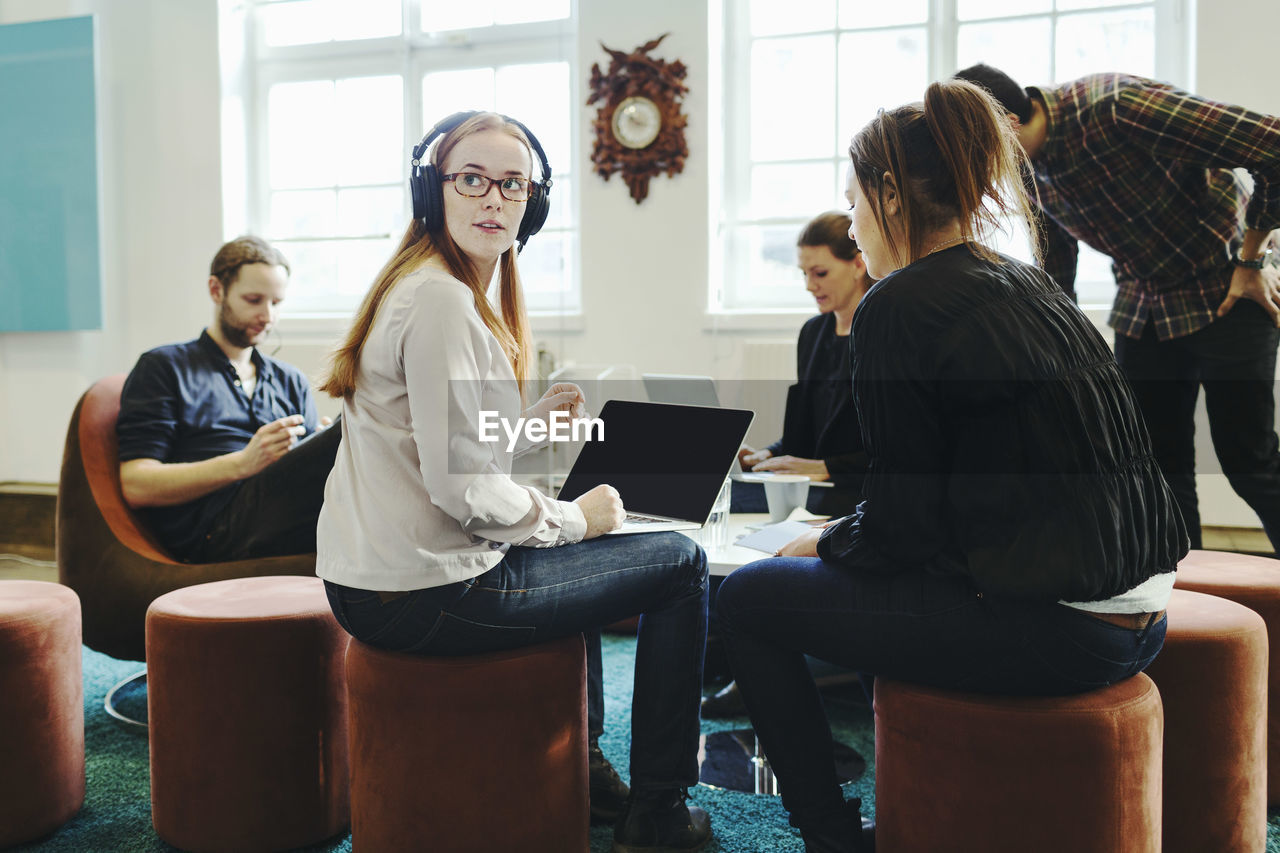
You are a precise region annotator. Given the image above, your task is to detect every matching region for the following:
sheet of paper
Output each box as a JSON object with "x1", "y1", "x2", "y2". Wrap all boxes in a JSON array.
[{"x1": 734, "y1": 520, "x2": 815, "y2": 554}]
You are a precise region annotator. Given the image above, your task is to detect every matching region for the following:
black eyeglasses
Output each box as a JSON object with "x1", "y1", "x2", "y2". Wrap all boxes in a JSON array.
[{"x1": 442, "y1": 172, "x2": 531, "y2": 202}]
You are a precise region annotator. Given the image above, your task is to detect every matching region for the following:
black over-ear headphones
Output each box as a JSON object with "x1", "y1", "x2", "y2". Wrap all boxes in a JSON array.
[{"x1": 410, "y1": 110, "x2": 553, "y2": 253}]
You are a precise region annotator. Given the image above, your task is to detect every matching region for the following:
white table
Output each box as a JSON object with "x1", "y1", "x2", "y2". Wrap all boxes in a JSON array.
[
  {"x1": 686, "y1": 512, "x2": 793, "y2": 578},
  {"x1": 697, "y1": 513, "x2": 776, "y2": 577}
]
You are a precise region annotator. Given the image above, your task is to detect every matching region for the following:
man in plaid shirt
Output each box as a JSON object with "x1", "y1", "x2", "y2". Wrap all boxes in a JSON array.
[{"x1": 955, "y1": 64, "x2": 1280, "y2": 552}]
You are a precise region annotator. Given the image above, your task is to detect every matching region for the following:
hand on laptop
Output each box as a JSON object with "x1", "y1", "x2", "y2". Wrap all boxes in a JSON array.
[
  {"x1": 574, "y1": 484, "x2": 625, "y2": 539},
  {"x1": 752, "y1": 455, "x2": 830, "y2": 481},
  {"x1": 738, "y1": 445, "x2": 771, "y2": 470}
]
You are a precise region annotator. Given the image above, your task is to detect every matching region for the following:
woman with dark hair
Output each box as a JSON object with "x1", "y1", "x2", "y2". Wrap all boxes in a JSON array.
[
  {"x1": 716, "y1": 82, "x2": 1187, "y2": 852},
  {"x1": 732, "y1": 211, "x2": 873, "y2": 519},
  {"x1": 708, "y1": 211, "x2": 872, "y2": 718},
  {"x1": 317, "y1": 112, "x2": 712, "y2": 853}
]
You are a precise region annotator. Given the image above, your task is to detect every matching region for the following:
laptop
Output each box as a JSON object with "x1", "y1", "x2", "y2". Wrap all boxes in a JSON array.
[
  {"x1": 642, "y1": 373, "x2": 777, "y2": 483},
  {"x1": 642, "y1": 372, "x2": 833, "y2": 488},
  {"x1": 642, "y1": 373, "x2": 721, "y2": 407},
  {"x1": 556, "y1": 399, "x2": 754, "y2": 534}
]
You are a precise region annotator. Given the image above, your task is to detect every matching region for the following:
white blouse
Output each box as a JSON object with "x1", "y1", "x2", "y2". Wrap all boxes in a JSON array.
[{"x1": 316, "y1": 265, "x2": 586, "y2": 592}]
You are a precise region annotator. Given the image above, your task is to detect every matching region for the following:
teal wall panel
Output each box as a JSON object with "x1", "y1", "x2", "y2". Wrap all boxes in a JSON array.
[{"x1": 0, "y1": 15, "x2": 101, "y2": 332}]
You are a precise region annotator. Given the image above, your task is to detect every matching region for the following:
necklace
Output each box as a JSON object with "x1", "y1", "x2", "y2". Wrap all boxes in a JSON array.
[{"x1": 926, "y1": 235, "x2": 965, "y2": 256}]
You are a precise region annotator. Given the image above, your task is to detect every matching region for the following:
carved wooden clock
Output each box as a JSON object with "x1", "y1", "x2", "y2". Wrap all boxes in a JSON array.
[{"x1": 587, "y1": 34, "x2": 689, "y2": 204}]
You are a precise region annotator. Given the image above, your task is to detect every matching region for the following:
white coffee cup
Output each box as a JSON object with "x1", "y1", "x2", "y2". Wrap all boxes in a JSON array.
[{"x1": 763, "y1": 475, "x2": 810, "y2": 523}]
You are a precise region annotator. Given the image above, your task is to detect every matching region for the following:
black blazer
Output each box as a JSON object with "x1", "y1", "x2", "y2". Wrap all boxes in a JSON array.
[{"x1": 765, "y1": 313, "x2": 868, "y2": 515}]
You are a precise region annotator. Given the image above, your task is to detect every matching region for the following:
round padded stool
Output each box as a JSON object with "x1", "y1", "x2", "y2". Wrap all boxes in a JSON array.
[
  {"x1": 146, "y1": 575, "x2": 350, "y2": 852},
  {"x1": 346, "y1": 633, "x2": 589, "y2": 853},
  {"x1": 1175, "y1": 549, "x2": 1280, "y2": 803},
  {"x1": 0, "y1": 581, "x2": 84, "y2": 847},
  {"x1": 1142, "y1": 587, "x2": 1267, "y2": 853},
  {"x1": 873, "y1": 673, "x2": 1162, "y2": 853}
]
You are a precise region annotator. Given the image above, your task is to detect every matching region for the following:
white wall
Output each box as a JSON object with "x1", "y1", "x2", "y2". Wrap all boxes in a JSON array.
[
  {"x1": 1194, "y1": 0, "x2": 1278, "y2": 114},
  {"x1": 0, "y1": 0, "x2": 222, "y2": 483},
  {"x1": 2, "y1": 0, "x2": 1278, "y2": 533}
]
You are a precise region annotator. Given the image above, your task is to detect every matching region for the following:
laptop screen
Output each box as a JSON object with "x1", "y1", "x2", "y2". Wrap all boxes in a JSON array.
[{"x1": 557, "y1": 400, "x2": 754, "y2": 523}]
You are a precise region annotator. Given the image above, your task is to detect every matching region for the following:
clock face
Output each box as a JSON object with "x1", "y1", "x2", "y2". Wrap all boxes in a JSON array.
[{"x1": 611, "y1": 96, "x2": 662, "y2": 149}]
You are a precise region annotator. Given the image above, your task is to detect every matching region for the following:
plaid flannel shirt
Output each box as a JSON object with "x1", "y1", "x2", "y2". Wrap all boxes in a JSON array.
[{"x1": 1028, "y1": 73, "x2": 1280, "y2": 340}]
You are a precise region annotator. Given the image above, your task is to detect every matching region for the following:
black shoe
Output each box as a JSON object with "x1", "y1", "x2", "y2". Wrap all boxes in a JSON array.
[
  {"x1": 590, "y1": 740, "x2": 630, "y2": 824},
  {"x1": 799, "y1": 799, "x2": 873, "y2": 853},
  {"x1": 611, "y1": 788, "x2": 712, "y2": 853},
  {"x1": 700, "y1": 680, "x2": 747, "y2": 718}
]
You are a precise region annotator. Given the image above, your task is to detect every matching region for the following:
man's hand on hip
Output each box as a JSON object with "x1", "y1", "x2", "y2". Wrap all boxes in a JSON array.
[{"x1": 1217, "y1": 265, "x2": 1280, "y2": 327}]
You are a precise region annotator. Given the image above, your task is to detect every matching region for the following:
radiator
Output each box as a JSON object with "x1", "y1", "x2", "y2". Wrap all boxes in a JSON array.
[
  {"x1": 737, "y1": 339, "x2": 795, "y2": 446},
  {"x1": 741, "y1": 339, "x2": 795, "y2": 381}
]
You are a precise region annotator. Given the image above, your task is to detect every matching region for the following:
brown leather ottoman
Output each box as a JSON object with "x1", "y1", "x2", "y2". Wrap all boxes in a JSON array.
[
  {"x1": 346, "y1": 633, "x2": 589, "y2": 853},
  {"x1": 873, "y1": 673, "x2": 1162, "y2": 853},
  {"x1": 1143, "y1": 587, "x2": 1267, "y2": 853},
  {"x1": 0, "y1": 581, "x2": 84, "y2": 847},
  {"x1": 1175, "y1": 549, "x2": 1280, "y2": 804},
  {"x1": 146, "y1": 575, "x2": 350, "y2": 852}
]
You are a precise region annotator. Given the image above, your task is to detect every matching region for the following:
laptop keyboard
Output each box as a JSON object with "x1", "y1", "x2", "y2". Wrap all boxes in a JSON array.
[{"x1": 624, "y1": 514, "x2": 667, "y2": 525}]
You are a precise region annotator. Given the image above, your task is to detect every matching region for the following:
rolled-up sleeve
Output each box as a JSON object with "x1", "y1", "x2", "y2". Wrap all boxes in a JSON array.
[{"x1": 117, "y1": 353, "x2": 181, "y2": 463}]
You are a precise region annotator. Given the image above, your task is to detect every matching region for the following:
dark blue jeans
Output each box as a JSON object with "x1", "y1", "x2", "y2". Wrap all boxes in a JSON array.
[
  {"x1": 325, "y1": 531, "x2": 709, "y2": 792},
  {"x1": 716, "y1": 557, "x2": 1166, "y2": 834},
  {"x1": 1115, "y1": 299, "x2": 1280, "y2": 552}
]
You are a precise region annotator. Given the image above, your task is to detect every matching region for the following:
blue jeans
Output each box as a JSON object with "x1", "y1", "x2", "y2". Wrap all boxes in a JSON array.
[
  {"x1": 325, "y1": 531, "x2": 709, "y2": 791},
  {"x1": 716, "y1": 557, "x2": 1166, "y2": 833}
]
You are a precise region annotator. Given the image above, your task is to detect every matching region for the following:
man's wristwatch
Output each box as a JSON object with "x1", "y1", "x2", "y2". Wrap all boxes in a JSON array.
[{"x1": 1233, "y1": 248, "x2": 1273, "y2": 270}]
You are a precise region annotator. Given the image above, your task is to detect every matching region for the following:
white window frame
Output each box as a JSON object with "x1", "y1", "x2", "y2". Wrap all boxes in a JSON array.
[
  {"x1": 714, "y1": 0, "x2": 1192, "y2": 327},
  {"x1": 222, "y1": 1, "x2": 580, "y2": 337}
]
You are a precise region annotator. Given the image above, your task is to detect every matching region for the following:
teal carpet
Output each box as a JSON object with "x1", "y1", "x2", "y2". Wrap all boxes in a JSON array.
[{"x1": 12, "y1": 635, "x2": 1280, "y2": 852}]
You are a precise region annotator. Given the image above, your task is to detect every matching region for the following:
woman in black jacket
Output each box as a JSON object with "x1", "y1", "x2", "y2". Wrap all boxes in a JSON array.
[
  {"x1": 733, "y1": 212, "x2": 873, "y2": 518},
  {"x1": 716, "y1": 80, "x2": 1188, "y2": 853}
]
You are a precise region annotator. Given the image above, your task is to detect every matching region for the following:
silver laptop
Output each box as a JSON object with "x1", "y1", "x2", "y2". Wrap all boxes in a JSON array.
[
  {"x1": 556, "y1": 399, "x2": 754, "y2": 534},
  {"x1": 642, "y1": 373, "x2": 721, "y2": 407}
]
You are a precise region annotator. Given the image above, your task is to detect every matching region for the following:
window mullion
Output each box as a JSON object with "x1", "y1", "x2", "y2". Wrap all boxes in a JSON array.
[
  {"x1": 722, "y1": 0, "x2": 750, "y2": 311},
  {"x1": 934, "y1": 0, "x2": 956, "y2": 80},
  {"x1": 1154, "y1": 0, "x2": 1189, "y2": 88}
]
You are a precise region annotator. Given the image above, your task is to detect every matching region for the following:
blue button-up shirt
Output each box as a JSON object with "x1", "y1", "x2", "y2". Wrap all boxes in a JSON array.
[{"x1": 117, "y1": 330, "x2": 319, "y2": 559}]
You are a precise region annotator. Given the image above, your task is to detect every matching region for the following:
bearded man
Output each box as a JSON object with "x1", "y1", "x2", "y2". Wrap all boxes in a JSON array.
[{"x1": 117, "y1": 235, "x2": 340, "y2": 562}]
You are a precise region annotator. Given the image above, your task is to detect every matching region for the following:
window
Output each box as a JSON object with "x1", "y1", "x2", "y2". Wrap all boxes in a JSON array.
[
  {"x1": 222, "y1": 0, "x2": 578, "y2": 318},
  {"x1": 718, "y1": 0, "x2": 1187, "y2": 313}
]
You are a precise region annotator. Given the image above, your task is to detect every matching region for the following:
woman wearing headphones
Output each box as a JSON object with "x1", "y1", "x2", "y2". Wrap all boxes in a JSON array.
[{"x1": 316, "y1": 111, "x2": 712, "y2": 853}]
